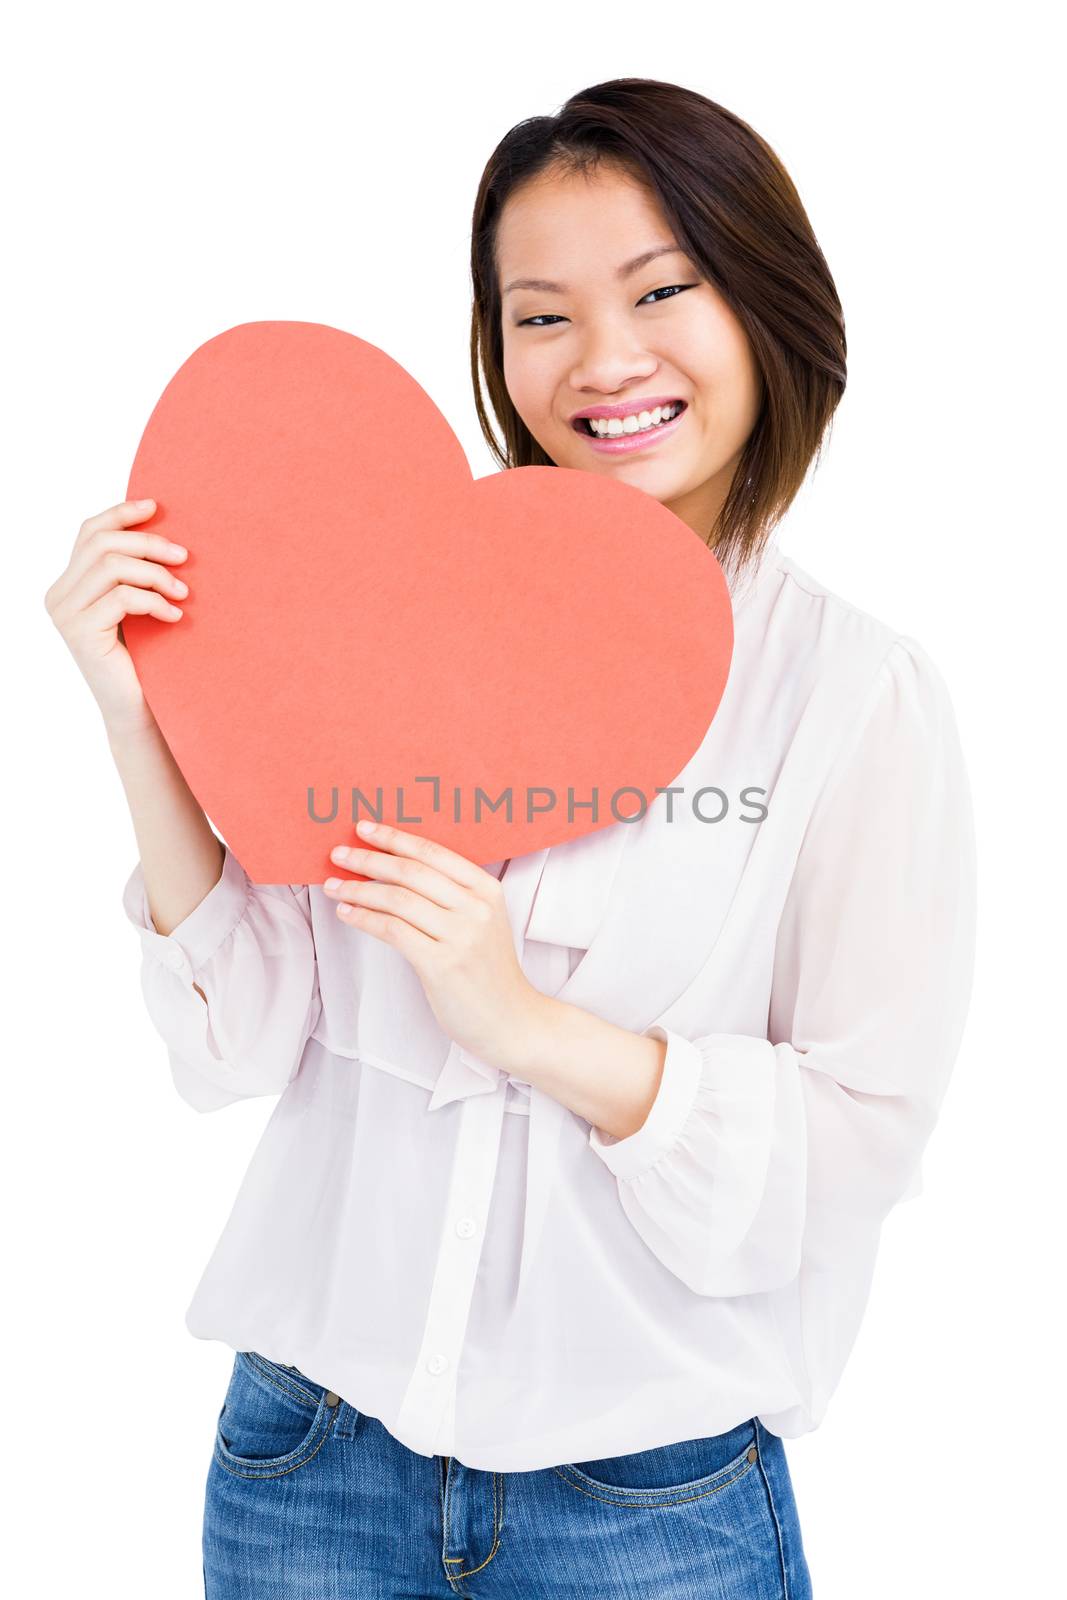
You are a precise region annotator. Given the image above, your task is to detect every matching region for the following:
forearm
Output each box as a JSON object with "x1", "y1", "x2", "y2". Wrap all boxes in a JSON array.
[
  {"x1": 499, "y1": 994, "x2": 668, "y2": 1141},
  {"x1": 108, "y1": 718, "x2": 224, "y2": 938}
]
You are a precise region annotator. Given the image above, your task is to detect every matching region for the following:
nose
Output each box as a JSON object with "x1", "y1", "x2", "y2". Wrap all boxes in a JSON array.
[{"x1": 568, "y1": 319, "x2": 658, "y2": 400}]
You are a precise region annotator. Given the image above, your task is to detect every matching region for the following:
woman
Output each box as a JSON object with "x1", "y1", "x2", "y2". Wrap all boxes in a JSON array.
[{"x1": 46, "y1": 79, "x2": 976, "y2": 1599}]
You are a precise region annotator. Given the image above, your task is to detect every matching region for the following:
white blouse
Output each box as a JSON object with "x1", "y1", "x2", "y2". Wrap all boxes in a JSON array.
[{"x1": 121, "y1": 535, "x2": 977, "y2": 1472}]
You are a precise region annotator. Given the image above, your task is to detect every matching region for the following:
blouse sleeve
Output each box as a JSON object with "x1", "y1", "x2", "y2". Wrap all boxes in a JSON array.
[
  {"x1": 121, "y1": 841, "x2": 322, "y2": 1113},
  {"x1": 586, "y1": 635, "x2": 978, "y2": 1299}
]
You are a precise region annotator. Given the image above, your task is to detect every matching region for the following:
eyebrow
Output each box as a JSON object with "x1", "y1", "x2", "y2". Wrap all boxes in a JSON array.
[{"x1": 501, "y1": 244, "x2": 689, "y2": 297}]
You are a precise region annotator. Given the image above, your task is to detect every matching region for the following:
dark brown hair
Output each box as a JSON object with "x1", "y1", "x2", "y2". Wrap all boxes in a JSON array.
[{"x1": 469, "y1": 78, "x2": 847, "y2": 584}]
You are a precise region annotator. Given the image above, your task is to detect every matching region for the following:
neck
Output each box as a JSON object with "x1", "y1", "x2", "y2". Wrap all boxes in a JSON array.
[{"x1": 664, "y1": 455, "x2": 741, "y2": 547}]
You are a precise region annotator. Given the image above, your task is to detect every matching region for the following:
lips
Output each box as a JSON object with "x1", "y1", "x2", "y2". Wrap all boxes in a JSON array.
[
  {"x1": 578, "y1": 402, "x2": 688, "y2": 456},
  {"x1": 570, "y1": 397, "x2": 687, "y2": 430}
]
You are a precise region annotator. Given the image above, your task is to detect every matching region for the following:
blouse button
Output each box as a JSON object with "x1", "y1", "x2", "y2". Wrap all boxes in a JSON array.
[
  {"x1": 162, "y1": 942, "x2": 188, "y2": 974},
  {"x1": 426, "y1": 1353, "x2": 449, "y2": 1376},
  {"x1": 454, "y1": 1217, "x2": 477, "y2": 1238}
]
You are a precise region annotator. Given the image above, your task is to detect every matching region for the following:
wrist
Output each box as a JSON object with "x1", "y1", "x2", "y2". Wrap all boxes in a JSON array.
[
  {"x1": 105, "y1": 709, "x2": 162, "y2": 750},
  {"x1": 488, "y1": 988, "x2": 561, "y2": 1082}
]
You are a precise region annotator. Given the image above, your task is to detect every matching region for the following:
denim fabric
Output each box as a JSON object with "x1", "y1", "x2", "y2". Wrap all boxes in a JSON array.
[{"x1": 203, "y1": 1350, "x2": 813, "y2": 1598}]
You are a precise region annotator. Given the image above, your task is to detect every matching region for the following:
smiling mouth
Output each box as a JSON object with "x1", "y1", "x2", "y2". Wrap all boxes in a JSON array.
[{"x1": 573, "y1": 400, "x2": 687, "y2": 438}]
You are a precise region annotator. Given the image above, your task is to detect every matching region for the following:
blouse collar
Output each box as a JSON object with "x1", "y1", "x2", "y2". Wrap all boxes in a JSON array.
[{"x1": 724, "y1": 531, "x2": 783, "y2": 614}]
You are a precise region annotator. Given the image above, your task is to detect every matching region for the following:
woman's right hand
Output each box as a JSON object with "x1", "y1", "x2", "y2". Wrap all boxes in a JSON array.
[{"x1": 44, "y1": 497, "x2": 190, "y2": 738}]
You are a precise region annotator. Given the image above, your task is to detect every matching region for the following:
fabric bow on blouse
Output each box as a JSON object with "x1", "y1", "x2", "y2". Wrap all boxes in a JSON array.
[{"x1": 424, "y1": 822, "x2": 633, "y2": 1299}]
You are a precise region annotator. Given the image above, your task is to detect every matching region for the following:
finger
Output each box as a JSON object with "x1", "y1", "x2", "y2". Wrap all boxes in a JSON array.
[
  {"x1": 50, "y1": 527, "x2": 188, "y2": 611},
  {"x1": 349, "y1": 821, "x2": 488, "y2": 893},
  {"x1": 73, "y1": 497, "x2": 161, "y2": 556},
  {"x1": 52, "y1": 548, "x2": 189, "y2": 622},
  {"x1": 330, "y1": 842, "x2": 470, "y2": 912},
  {"x1": 82, "y1": 582, "x2": 185, "y2": 633},
  {"x1": 333, "y1": 898, "x2": 437, "y2": 960},
  {"x1": 330, "y1": 879, "x2": 452, "y2": 941}
]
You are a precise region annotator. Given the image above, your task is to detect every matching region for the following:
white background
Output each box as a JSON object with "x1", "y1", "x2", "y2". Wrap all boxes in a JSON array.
[{"x1": 4, "y1": 1, "x2": 1062, "y2": 1594}]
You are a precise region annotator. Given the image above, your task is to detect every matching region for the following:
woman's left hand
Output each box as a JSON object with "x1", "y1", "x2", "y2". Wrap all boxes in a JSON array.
[{"x1": 323, "y1": 819, "x2": 544, "y2": 1069}]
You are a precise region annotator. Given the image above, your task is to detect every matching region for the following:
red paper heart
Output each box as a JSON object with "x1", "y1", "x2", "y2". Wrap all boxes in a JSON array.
[{"x1": 124, "y1": 321, "x2": 733, "y2": 883}]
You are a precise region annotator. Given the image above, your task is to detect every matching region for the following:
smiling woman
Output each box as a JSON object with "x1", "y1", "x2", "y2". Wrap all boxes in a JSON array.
[
  {"x1": 77, "y1": 74, "x2": 976, "y2": 1600},
  {"x1": 470, "y1": 79, "x2": 847, "y2": 589}
]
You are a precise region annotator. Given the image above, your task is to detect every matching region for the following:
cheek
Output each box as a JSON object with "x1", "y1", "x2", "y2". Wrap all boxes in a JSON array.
[
  {"x1": 661, "y1": 310, "x2": 725, "y2": 383},
  {"x1": 503, "y1": 332, "x2": 562, "y2": 411},
  {"x1": 668, "y1": 313, "x2": 760, "y2": 423}
]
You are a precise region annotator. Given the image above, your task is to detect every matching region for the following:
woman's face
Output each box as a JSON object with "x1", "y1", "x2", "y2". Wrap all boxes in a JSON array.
[{"x1": 497, "y1": 161, "x2": 763, "y2": 540}]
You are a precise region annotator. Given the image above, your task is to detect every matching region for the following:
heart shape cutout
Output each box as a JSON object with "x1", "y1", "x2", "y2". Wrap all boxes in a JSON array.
[{"x1": 124, "y1": 321, "x2": 733, "y2": 882}]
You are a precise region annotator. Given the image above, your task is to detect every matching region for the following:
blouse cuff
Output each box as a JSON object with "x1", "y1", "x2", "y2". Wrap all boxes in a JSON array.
[
  {"x1": 587, "y1": 1024, "x2": 704, "y2": 1181},
  {"x1": 121, "y1": 844, "x2": 251, "y2": 985}
]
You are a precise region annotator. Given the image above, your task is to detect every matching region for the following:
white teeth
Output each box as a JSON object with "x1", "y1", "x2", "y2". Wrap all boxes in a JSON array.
[{"x1": 586, "y1": 402, "x2": 681, "y2": 437}]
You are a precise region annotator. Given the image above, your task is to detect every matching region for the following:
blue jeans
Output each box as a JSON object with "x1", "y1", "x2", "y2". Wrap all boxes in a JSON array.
[{"x1": 203, "y1": 1349, "x2": 813, "y2": 1598}]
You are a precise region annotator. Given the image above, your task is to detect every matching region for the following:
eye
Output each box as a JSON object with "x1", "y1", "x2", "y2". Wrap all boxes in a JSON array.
[
  {"x1": 637, "y1": 283, "x2": 699, "y2": 306},
  {"x1": 516, "y1": 283, "x2": 699, "y2": 328}
]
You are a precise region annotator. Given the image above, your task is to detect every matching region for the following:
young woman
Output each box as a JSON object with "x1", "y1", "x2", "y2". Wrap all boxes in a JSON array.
[{"x1": 47, "y1": 79, "x2": 976, "y2": 1599}]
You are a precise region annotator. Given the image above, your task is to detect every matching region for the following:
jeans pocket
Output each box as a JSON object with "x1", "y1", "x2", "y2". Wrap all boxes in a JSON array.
[
  {"x1": 213, "y1": 1350, "x2": 341, "y2": 1479},
  {"x1": 555, "y1": 1417, "x2": 760, "y2": 1507}
]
